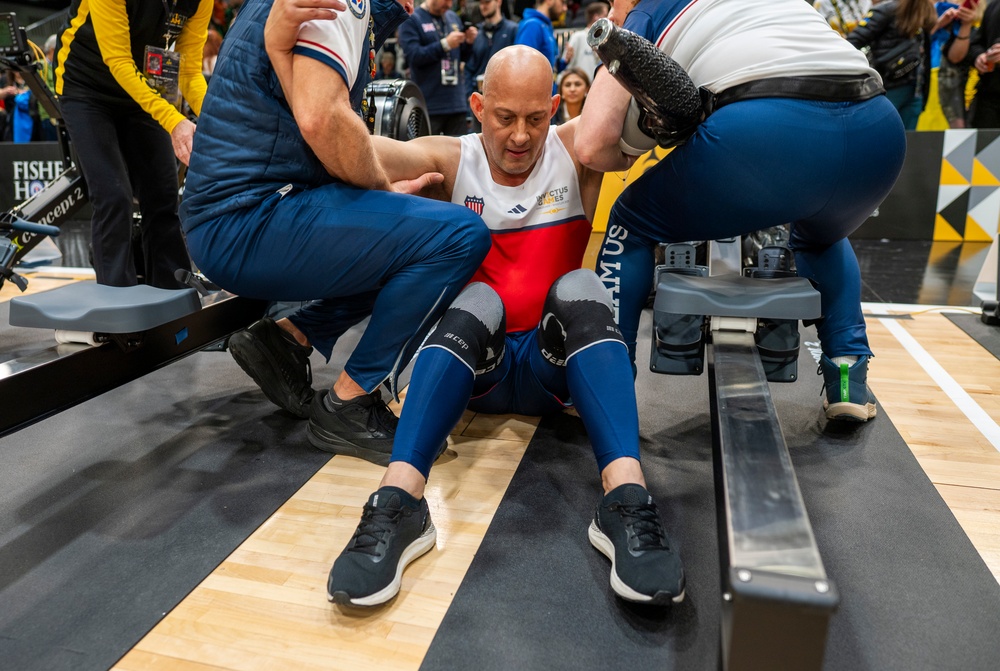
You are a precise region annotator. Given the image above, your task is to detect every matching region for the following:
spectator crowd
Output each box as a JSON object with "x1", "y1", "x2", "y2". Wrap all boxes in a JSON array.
[
  {"x1": 2, "y1": 0, "x2": 611, "y2": 141},
  {"x1": 4, "y1": 1, "x2": 1000, "y2": 141}
]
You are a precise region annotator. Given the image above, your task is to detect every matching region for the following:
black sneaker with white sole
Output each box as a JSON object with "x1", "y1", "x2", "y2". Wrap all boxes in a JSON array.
[
  {"x1": 589, "y1": 483, "x2": 685, "y2": 605},
  {"x1": 328, "y1": 486, "x2": 436, "y2": 607},
  {"x1": 228, "y1": 317, "x2": 314, "y2": 418}
]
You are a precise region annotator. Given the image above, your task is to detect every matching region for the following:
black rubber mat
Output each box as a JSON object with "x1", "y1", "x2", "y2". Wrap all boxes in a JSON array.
[
  {"x1": 946, "y1": 312, "x2": 1000, "y2": 360},
  {"x1": 0, "y1": 320, "x2": 364, "y2": 671},
  {"x1": 422, "y1": 317, "x2": 1000, "y2": 670}
]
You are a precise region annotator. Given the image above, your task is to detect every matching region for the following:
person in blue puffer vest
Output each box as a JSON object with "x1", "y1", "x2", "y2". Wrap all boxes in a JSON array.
[{"x1": 179, "y1": 0, "x2": 491, "y2": 461}]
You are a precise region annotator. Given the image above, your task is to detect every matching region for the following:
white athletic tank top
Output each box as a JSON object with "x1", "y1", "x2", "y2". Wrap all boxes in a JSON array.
[{"x1": 452, "y1": 131, "x2": 592, "y2": 332}]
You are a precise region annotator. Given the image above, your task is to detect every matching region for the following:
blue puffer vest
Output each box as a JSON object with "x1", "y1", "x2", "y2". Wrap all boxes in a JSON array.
[{"x1": 180, "y1": 0, "x2": 408, "y2": 232}]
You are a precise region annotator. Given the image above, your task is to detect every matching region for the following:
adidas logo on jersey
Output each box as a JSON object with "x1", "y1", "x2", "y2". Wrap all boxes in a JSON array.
[{"x1": 508, "y1": 204, "x2": 527, "y2": 214}]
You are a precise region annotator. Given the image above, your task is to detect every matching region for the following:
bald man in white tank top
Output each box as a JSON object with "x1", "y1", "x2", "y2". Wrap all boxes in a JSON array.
[{"x1": 316, "y1": 44, "x2": 687, "y2": 608}]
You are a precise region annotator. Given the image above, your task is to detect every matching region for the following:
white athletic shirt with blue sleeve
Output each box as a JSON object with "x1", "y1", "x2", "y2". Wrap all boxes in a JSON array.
[{"x1": 293, "y1": 4, "x2": 371, "y2": 90}]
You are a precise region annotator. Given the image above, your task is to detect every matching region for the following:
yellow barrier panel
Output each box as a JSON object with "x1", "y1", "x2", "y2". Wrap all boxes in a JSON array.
[
  {"x1": 917, "y1": 68, "x2": 949, "y2": 131},
  {"x1": 593, "y1": 146, "x2": 675, "y2": 233}
]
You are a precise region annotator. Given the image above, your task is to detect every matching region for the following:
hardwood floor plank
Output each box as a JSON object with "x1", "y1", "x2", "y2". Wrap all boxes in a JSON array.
[
  {"x1": 936, "y1": 483, "x2": 1000, "y2": 580},
  {"x1": 116, "y1": 408, "x2": 530, "y2": 671},
  {"x1": 112, "y1": 648, "x2": 235, "y2": 671},
  {"x1": 0, "y1": 271, "x2": 93, "y2": 303}
]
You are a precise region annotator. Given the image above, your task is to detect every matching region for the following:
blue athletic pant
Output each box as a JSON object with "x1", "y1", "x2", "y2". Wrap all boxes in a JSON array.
[
  {"x1": 391, "y1": 328, "x2": 642, "y2": 479},
  {"x1": 185, "y1": 184, "x2": 491, "y2": 394},
  {"x1": 600, "y1": 95, "x2": 906, "y2": 362}
]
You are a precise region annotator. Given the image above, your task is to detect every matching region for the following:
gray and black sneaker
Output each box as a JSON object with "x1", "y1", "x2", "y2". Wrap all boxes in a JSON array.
[
  {"x1": 589, "y1": 483, "x2": 686, "y2": 605},
  {"x1": 307, "y1": 389, "x2": 399, "y2": 464},
  {"x1": 328, "y1": 486, "x2": 437, "y2": 607},
  {"x1": 228, "y1": 317, "x2": 314, "y2": 418}
]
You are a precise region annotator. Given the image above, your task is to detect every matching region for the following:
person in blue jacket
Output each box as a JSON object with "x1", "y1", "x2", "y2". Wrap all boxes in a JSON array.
[
  {"x1": 6, "y1": 75, "x2": 36, "y2": 142},
  {"x1": 464, "y1": 0, "x2": 518, "y2": 130},
  {"x1": 179, "y1": 0, "x2": 491, "y2": 460},
  {"x1": 515, "y1": 0, "x2": 568, "y2": 80},
  {"x1": 399, "y1": 0, "x2": 479, "y2": 135}
]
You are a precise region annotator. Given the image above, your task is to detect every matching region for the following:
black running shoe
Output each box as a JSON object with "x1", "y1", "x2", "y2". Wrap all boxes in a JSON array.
[
  {"x1": 589, "y1": 483, "x2": 686, "y2": 605},
  {"x1": 328, "y1": 486, "x2": 436, "y2": 606},
  {"x1": 228, "y1": 317, "x2": 314, "y2": 418},
  {"x1": 308, "y1": 389, "x2": 450, "y2": 465},
  {"x1": 307, "y1": 389, "x2": 399, "y2": 464}
]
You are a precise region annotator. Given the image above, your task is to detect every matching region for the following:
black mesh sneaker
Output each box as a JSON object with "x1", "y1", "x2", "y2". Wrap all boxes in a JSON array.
[
  {"x1": 308, "y1": 389, "x2": 450, "y2": 466},
  {"x1": 228, "y1": 317, "x2": 314, "y2": 418},
  {"x1": 589, "y1": 483, "x2": 686, "y2": 605},
  {"x1": 307, "y1": 389, "x2": 399, "y2": 464},
  {"x1": 328, "y1": 486, "x2": 436, "y2": 607}
]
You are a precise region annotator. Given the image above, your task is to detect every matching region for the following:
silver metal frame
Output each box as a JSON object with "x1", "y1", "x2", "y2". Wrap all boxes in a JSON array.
[
  {"x1": 710, "y1": 329, "x2": 838, "y2": 670},
  {"x1": 652, "y1": 237, "x2": 838, "y2": 669}
]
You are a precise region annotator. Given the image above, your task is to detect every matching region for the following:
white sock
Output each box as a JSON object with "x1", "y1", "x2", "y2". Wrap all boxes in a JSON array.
[{"x1": 831, "y1": 355, "x2": 858, "y2": 367}]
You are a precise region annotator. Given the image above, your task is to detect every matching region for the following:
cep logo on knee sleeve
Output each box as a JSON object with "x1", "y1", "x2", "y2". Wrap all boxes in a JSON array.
[
  {"x1": 539, "y1": 312, "x2": 568, "y2": 366},
  {"x1": 539, "y1": 270, "x2": 625, "y2": 364},
  {"x1": 441, "y1": 332, "x2": 470, "y2": 351},
  {"x1": 423, "y1": 283, "x2": 506, "y2": 373}
]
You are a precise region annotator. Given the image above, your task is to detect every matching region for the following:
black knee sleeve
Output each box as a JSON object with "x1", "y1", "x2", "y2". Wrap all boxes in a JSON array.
[
  {"x1": 537, "y1": 269, "x2": 624, "y2": 365},
  {"x1": 422, "y1": 282, "x2": 506, "y2": 374}
]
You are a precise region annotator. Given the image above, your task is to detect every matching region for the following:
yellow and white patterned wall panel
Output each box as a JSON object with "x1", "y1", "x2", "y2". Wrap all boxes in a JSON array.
[{"x1": 936, "y1": 129, "x2": 1000, "y2": 242}]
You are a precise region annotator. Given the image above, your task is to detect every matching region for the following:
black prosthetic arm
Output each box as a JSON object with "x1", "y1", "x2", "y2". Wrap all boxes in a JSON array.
[{"x1": 587, "y1": 18, "x2": 703, "y2": 148}]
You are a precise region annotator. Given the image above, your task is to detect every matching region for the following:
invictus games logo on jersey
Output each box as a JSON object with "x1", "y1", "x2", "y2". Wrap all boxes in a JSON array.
[
  {"x1": 349, "y1": 0, "x2": 366, "y2": 18},
  {"x1": 464, "y1": 195, "x2": 485, "y2": 215},
  {"x1": 536, "y1": 186, "x2": 568, "y2": 208}
]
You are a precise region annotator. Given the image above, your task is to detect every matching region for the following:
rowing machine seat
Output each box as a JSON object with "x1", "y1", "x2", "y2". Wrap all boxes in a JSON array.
[
  {"x1": 9, "y1": 282, "x2": 201, "y2": 333},
  {"x1": 653, "y1": 273, "x2": 821, "y2": 321}
]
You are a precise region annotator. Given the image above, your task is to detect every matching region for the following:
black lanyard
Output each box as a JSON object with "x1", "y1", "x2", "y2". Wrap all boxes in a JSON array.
[
  {"x1": 160, "y1": 0, "x2": 184, "y2": 47},
  {"x1": 482, "y1": 20, "x2": 501, "y2": 49},
  {"x1": 429, "y1": 11, "x2": 449, "y2": 39}
]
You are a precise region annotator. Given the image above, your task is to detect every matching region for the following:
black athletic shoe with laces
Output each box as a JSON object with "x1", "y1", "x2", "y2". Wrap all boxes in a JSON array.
[
  {"x1": 228, "y1": 317, "x2": 315, "y2": 418},
  {"x1": 589, "y1": 483, "x2": 686, "y2": 605},
  {"x1": 328, "y1": 486, "x2": 436, "y2": 606},
  {"x1": 307, "y1": 389, "x2": 399, "y2": 464}
]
